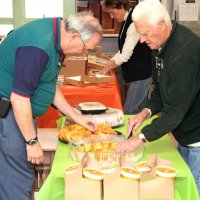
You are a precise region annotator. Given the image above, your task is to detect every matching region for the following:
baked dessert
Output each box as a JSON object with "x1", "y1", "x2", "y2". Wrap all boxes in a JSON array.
[
  {"x1": 84, "y1": 108, "x2": 124, "y2": 127},
  {"x1": 77, "y1": 102, "x2": 107, "y2": 114},
  {"x1": 58, "y1": 123, "x2": 121, "y2": 143},
  {"x1": 70, "y1": 140, "x2": 121, "y2": 163}
]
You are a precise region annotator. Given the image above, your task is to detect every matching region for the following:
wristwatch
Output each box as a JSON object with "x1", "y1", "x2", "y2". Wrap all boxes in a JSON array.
[
  {"x1": 25, "y1": 136, "x2": 38, "y2": 146},
  {"x1": 138, "y1": 133, "x2": 147, "y2": 143}
]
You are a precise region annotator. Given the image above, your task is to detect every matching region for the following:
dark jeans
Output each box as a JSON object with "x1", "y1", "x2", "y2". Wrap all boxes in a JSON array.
[
  {"x1": 178, "y1": 144, "x2": 200, "y2": 195},
  {"x1": 0, "y1": 108, "x2": 37, "y2": 200}
]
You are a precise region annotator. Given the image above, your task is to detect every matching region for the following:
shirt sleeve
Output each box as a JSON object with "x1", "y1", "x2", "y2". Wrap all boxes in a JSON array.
[
  {"x1": 13, "y1": 46, "x2": 49, "y2": 97},
  {"x1": 142, "y1": 48, "x2": 200, "y2": 142},
  {"x1": 112, "y1": 22, "x2": 139, "y2": 66}
]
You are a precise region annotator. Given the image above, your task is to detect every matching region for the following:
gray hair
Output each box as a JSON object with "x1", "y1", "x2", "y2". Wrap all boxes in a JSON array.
[
  {"x1": 132, "y1": 0, "x2": 171, "y2": 26},
  {"x1": 64, "y1": 11, "x2": 102, "y2": 42}
]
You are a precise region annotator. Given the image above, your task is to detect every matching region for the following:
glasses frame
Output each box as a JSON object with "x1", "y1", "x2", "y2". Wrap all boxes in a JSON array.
[{"x1": 79, "y1": 35, "x2": 88, "y2": 56}]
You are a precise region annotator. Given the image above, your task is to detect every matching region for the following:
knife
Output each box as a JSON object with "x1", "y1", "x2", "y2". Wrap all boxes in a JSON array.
[{"x1": 127, "y1": 130, "x2": 135, "y2": 139}]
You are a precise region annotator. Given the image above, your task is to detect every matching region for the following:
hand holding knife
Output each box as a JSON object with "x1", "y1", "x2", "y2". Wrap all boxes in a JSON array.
[{"x1": 127, "y1": 118, "x2": 135, "y2": 139}]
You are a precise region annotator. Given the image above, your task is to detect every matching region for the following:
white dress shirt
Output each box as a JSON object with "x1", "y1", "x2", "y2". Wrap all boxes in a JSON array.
[{"x1": 112, "y1": 10, "x2": 140, "y2": 66}]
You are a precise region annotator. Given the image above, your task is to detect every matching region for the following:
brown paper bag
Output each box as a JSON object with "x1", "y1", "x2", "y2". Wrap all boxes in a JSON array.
[
  {"x1": 103, "y1": 166, "x2": 139, "y2": 200},
  {"x1": 64, "y1": 164, "x2": 102, "y2": 200},
  {"x1": 139, "y1": 155, "x2": 175, "y2": 200}
]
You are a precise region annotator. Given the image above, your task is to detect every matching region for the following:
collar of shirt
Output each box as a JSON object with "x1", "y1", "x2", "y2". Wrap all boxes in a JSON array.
[
  {"x1": 53, "y1": 17, "x2": 65, "y2": 65},
  {"x1": 123, "y1": 9, "x2": 131, "y2": 21},
  {"x1": 120, "y1": 9, "x2": 132, "y2": 38},
  {"x1": 155, "y1": 21, "x2": 176, "y2": 56}
]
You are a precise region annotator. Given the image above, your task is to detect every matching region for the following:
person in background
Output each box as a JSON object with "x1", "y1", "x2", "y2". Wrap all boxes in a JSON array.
[
  {"x1": 116, "y1": 0, "x2": 200, "y2": 195},
  {"x1": 0, "y1": 11, "x2": 102, "y2": 200},
  {"x1": 100, "y1": 0, "x2": 152, "y2": 114}
]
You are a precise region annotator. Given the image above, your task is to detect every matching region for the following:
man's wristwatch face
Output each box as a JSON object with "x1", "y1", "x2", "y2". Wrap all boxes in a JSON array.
[
  {"x1": 26, "y1": 137, "x2": 38, "y2": 145},
  {"x1": 138, "y1": 133, "x2": 147, "y2": 143}
]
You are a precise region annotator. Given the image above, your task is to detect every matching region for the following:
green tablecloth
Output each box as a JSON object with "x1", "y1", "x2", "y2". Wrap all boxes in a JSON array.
[{"x1": 37, "y1": 115, "x2": 199, "y2": 200}]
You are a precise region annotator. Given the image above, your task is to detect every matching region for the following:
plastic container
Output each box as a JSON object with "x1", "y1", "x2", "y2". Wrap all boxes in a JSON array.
[
  {"x1": 99, "y1": 162, "x2": 118, "y2": 174},
  {"x1": 121, "y1": 167, "x2": 142, "y2": 180},
  {"x1": 155, "y1": 166, "x2": 176, "y2": 178},
  {"x1": 83, "y1": 167, "x2": 104, "y2": 181},
  {"x1": 88, "y1": 151, "x2": 120, "y2": 165},
  {"x1": 121, "y1": 145, "x2": 144, "y2": 163},
  {"x1": 69, "y1": 135, "x2": 124, "y2": 163},
  {"x1": 65, "y1": 164, "x2": 80, "y2": 175},
  {"x1": 135, "y1": 161, "x2": 151, "y2": 173}
]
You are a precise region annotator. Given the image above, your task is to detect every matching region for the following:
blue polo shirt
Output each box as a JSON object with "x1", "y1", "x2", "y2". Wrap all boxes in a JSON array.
[{"x1": 0, "y1": 18, "x2": 63, "y2": 116}]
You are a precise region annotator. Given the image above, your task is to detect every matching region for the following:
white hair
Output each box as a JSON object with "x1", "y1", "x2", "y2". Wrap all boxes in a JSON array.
[
  {"x1": 65, "y1": 11, "x2": 102, "y2": 42},
  {"x1": 132, "y1": 0, "x2": 171, "y2": 26}
]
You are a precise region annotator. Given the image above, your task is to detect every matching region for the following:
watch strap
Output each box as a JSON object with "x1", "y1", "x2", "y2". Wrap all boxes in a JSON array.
[
  {"x1": 138, "y1": 133, "x2": 147, "y2": 143},
  {"x1": 25, "y1": 136, "x2": 38, "y2": 145}
]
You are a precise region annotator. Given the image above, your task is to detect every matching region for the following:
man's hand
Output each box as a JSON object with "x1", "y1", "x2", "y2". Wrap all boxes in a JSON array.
[
  {"x1": 127, "y1": 109, "x2": 150, "y2": 137},
  {"x1": 115, "y1": 136, "x2": 143, "y2": 154},
  {"x1": 73, "y1": 113, "x2": 97, "y2": 132},
  {"x1": 26, "y1": 142, "x2": 43, "y2": 164}
]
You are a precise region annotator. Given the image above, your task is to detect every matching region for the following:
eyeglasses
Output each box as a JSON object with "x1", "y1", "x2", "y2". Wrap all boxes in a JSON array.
[{"x1": 79, "y1": 36, "x2": 88, "y2": 56}]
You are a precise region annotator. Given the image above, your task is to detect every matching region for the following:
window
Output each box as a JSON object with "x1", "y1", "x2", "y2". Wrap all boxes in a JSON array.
[
  {"x1": 0, "y1": 0, "x2": 13, "y2": 18},
  {"x1": 0, "y1": 25, "x2": 13, "y2": 36},
  {"x1": 0, "y1": 0, "x2": 13, "y2": 36},
  {"x1": 25, "y1": 0, "x2": 63, "y2": 18},
  {"x1": 0, "y1": 0, "x2": 74, "y2": 36}
]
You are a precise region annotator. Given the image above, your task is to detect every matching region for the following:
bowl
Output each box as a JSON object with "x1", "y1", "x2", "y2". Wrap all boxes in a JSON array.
[
  {"x1": 135, "y1": 161, "x2": 151, "y2": 173},
  {"x1": 83, "y1": 167, "x2": 104, "y2": 181},
  {"x1": 87, "y1": 150, "x2": 120, "y2": 165},
  {"x1": 121, "y1": 167, "x2": 142, "y2": 180},
  {"x1": 65, "y1": 164, "x2": 80, "y2": 175},
  {"x1": 121, "y1": 145, "x2": 144, "y2": 163},
  {"x1": 69, "y1": 136, "x2": 124, "y2": 163},
  {"x1": 99, "y1": 162, "x2": 118, "y2": 174},
  {"x1": 155, "y1": 166, "x2": 176, "y2": 178}
]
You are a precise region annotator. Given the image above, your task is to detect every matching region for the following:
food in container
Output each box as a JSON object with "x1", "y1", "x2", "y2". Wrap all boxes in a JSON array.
[
  {"x1": 135, "y1": 161, "x2": 151, "y2": 173},
  {"x1": 76, "y1": 102, "x2": 107, "y2": 114},
  {"x1": 58, "y1": 123, "x2": 123, "y2": 143},
  {"x1": 155, "y1": 166, "x2": 176, "y2": 178},
  {"x1": 110, "y1": 142, "x2": 119, "y2": 150},
  {"x1": 83, "y1": 108, "x2": 124, "y2": 127},
  {"x1": 69, "y1": 137, "x2": 122, "y2": 163},
  {"x1": 93, "y1": 142, "x2": 103, "y2": 151},
  {"x1": 101, "y1": 141, "x2": 111, "y2": 150},
  {"x1": 68, "y1": 129, "x2": 125, "y2": 163},
  {"x1": 88, "y1": 151, "x2": 120, "y2": 164},
  {"x1": 83, "y1": 167, "x2": 104, "y2": 180},
  {"x1": 84, "y1": 143, "x2": 94, "y2": 152},
  {"x1": 70, "y1": 150, "x2": 86, "y2": 163},
  {"x1": 65, "y1": 164, "x2": 79, "y2": 175},
  {"x1": 121, "y1": 167, "x2": 142, "y2": 180}
]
